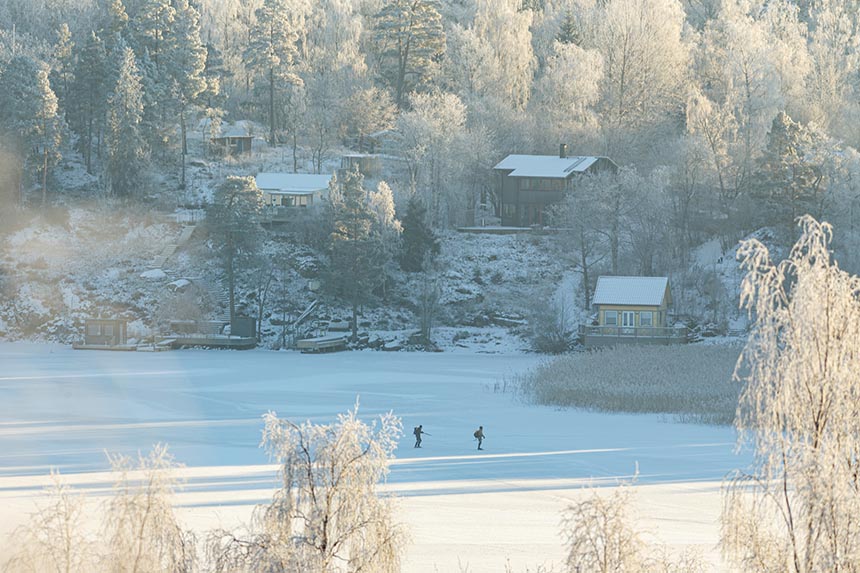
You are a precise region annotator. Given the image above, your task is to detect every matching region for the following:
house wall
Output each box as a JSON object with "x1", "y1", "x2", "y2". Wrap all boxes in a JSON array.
[
  {"x1": 597, "y1": 304, "x2": 668, "y2": 327},
  {"x1": 261, "y1": 191, "x2": 318, "y2": 207},
  {"x1": 496, "y1": 158, "x2": 617, "y2": 227}
]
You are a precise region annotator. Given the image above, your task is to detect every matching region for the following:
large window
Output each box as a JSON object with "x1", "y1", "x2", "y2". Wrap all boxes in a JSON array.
[
  {"x1": 604, "y1": 310, "x2": 618, "y2": 326},
  {"x1": 640, "y1": 311, "x2": 653, "y2": 327}
]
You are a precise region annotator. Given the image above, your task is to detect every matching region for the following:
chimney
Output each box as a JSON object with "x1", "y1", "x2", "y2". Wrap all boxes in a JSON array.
[{"x1": 559, "y1": 143, "x2": 568, "y2": 159}]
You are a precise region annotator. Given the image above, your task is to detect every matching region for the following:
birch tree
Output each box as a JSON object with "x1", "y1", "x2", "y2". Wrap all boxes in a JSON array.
[
  {"x1": 208, "y1": 404, "x2": 406, "y2": 573},
  {"x1": 723, "y1": 216, "x2": 860, "y2": 572}
]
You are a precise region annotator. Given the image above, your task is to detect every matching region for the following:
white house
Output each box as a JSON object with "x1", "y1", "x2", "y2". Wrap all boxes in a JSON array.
[{"x1": 255, "y1": 173, "x2": 333, "y2": 209}]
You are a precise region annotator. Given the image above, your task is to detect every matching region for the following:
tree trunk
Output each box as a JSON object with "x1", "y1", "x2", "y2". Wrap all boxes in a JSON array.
[
  {"x1": 580, "y1": 230, "x2": 591, "y2": 309},
  {"x1": 227, "y1": 243, "x2": 235, "y2": 326},
  {"x1": 351, "y1": 300, "x2": 358, "y2": 343},
  {"x1": 268, "y1": 68, "x2": 275, "y2": 146},
  {"x1": 180, "y1": 107, "x2": 187, "y2": 189},
  {"x1": 41, "y1": 146, "x2": 48, "y2": 207}
]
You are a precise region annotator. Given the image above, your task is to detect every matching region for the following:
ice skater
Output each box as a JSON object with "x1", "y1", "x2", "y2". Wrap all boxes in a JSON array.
[
  {"x1": 473, "y1": 425, "x2": 485, "y2": 450},
  {"x1": 413, "y1": 425, "x2": 429, "y2": 448}
]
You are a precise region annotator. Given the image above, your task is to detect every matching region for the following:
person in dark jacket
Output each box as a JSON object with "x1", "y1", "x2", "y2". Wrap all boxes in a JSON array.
[
  {"x1": 414, "y1": 425, "x2": 429, "y2": 448},
  {"x1": 473, "y1": 426, "x2": 485, "y2": 450}
]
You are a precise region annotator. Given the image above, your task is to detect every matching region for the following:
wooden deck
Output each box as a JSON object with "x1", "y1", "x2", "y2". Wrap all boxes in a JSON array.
[
  {"x1": 579, "y1": 325, "x2": 688, "y2": 347},
  {"x1": 72, "y1": 343, "x2": 138, "y2": 351},
  {"x1": 157, "y1": 335, "x2": 256, "y2": 350}
]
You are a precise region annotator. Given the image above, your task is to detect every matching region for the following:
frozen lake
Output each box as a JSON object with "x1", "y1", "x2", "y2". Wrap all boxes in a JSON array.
[{"x1": 0, "y1": 343, "x2": 744, "y2": 571}]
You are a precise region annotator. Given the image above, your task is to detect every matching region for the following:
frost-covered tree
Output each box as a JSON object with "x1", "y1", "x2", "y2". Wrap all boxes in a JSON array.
[
  {"x1": 751, "y1": 112, "x2": 825, "y2": 233},
  {"x1": 473, "y1": 0, "x2": 536, "y2": 110},
  {"x1": 326, "y1": 168, "x2": 385, "y2": 341},
  {"x1": 0, "y1": 54, "x2": 62, "y2": 205},
  {"x1": 68, "y1": 32, "x2": 107, "y2": 173},
  {"x1": 533, "y1": 40, "x2": 602, "y2": 139},
  {"x1": 723, "y1": 216, "x2": 860, "y2": 572},
  {"x1": 3, "y1": 473, "x2": 95, "y2": 573},
  {"x1": 208, "y1": 404, "x2": 406, "y2": 572},
  {"x1": 102, "y1": 444, "x2": 196, "y2": 573},
  {"x1": 243, "y1": 0, "x2": 301, "y2": 145},
  {"x1": 207, "y1": 175, "x2": 263, "y2": 324},
  {"x1": 562, "y1": 485, "x2": 645, "y2": 572},
  {"x1": 49, "y1": 23, "x2": 74, "y2": 116},
  {"x1": 588, "y1": 0, "x2": 688, "y2": 157},
  {"x1": 397, "y1": 90, "x2": 468, "y2": 226},
  {"x1": 374, "y1": 0, "x2": 445, "y2": 108},
  {"x1": 106, "y1": 46, "x2": 147, "y2": 197},
  {"x1": 169, "y1": 0, "x2": 207, "y2": 189}
]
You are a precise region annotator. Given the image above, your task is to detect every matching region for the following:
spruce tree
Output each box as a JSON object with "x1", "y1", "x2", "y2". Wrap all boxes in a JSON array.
[
  {"x1": 399, "y1": 195, "x2": 439, "y2": 272},
  {"x1": 0, "y1": 55, "x2": 62, "y2": 206},
  {"x1": 374, "y1": 0, "x2": 445, "y2": 108},
  {"x1": 327, "y1": 168, "x2": 385, "y2": 341},
  {"x1": 753, "y1": 112, "x2": 824, "y2": 233},
  {"x1": 244, "y1": 0, "x2": 301, "y2": 146},
  {"x1": 106, "y1": 46, "x2": 147, "y2": 197},
  {"x1": 69, "y1": 32, "x2": 108, "y2": 173}
]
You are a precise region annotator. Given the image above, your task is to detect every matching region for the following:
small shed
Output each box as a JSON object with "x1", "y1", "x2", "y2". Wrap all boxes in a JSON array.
[
  {"x1": 83, "y1": 318, "x2": 128, "y2": 346},
  {"x1": 210, "y1": 121, "x2": 254, "y2": 155},
  {"x1": 341, "y1": 154, "x2": 382, "y2": 178},
  {"x1": 580, "y1": 277, "x2": 686, "y2": 346}
]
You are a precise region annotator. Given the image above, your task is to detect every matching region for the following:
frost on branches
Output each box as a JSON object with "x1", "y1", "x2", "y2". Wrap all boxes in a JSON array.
[
  {"x1": 208, "y1": 403, "x2": 406, "y2": 573},
  {"x1": 723, "y1": 216, "x2": 860, "y2": 572}
]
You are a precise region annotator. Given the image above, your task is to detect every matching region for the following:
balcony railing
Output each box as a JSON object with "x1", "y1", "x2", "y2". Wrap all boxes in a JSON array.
[{"x1": 579, "y1": 324, "x2": 688, "y2": 342}]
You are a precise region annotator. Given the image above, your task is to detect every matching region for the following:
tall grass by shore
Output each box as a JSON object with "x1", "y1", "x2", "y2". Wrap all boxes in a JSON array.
[{"x1": 518, "y1": 344, "x2": 744, "y2": 425}]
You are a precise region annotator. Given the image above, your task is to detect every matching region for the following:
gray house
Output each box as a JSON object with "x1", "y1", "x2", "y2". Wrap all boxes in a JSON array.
[{"x1": 493, "y1": 145, "x2": 617, "y2": 227}]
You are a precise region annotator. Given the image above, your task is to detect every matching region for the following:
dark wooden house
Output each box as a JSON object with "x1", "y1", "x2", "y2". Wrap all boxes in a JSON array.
[{"x1": 493, "y1": 145, "x2": 618, "y2": 227}]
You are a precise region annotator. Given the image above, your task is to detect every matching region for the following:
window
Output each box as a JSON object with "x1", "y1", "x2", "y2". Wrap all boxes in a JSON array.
[
  {"x1": 621, "y1": 311, "x2": 635, "y2": 328},
  {"x1": 604, "y1": 310, "x2": 617, "y2": 326},
  {"x1": 640, "y1": 311, "x2": 653, "y2": 327},
  {"x1": 87, "y1": 324, "x2": 100, "y2": 336},
  {"x1": 103, "y1": 324, "x2": 114, "y2": 336}
]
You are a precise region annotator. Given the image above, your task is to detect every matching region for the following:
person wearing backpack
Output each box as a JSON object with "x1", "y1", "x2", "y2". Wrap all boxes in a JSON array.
[
  {"x1": 473, "y1": 426, "x2": 485, "y2": 450},
  {"x1": 413, "y1": 425, "x2": 429, "y2": 448}
]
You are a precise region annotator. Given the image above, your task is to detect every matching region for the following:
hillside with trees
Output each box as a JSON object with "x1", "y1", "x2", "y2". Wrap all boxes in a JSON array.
[{"x1": 1, "y1": 0, "x2": 859, "y2": 350}]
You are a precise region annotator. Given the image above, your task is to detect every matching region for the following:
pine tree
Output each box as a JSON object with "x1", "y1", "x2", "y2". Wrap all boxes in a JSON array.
[
  {"x1": 106, "y1": 46, "x2": 147, "y2": 197},
  {"x1": 244, "y1": 0, "x2": 301, "y2": 146},
  {"x1": 168, "y1": 0, "x2": 207, "y2": 189},
  {"x1": 374, "y1": 0, "x2": 445, "y2": 108},
  {"x1": 0, "y1": 55, "x2": 62, "y2": 206},
  {"x1": 327, "y1": 168, "x2": 385, "y2": 341},
  {"x1": 399, "y1": 194, "x2": 439, "y2": 272},
  {"x1": 49, "y1": 23, "x2": 74, "y2": 117},
  {"x1": 208, "y1": 176, "x2": 263, "y2": 324},
  {"x1": 69, "y1": 32, "x2": 107, "y2": 173}
]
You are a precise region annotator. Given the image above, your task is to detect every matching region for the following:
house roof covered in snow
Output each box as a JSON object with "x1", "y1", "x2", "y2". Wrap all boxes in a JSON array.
[
  {"x1": 493, "y1": 154, "x2": 603, "y2": 178},
  {"x1": 255, "y1": 173, "x2": 333, "y2": 195},
  {"x1": 591, "y1": 276, "x2": 670, "y2": 307}
]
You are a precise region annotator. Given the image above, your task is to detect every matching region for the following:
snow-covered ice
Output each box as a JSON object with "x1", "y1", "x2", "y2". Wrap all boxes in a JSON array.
[{"x1": 0, "y1": 343, "x2": 746, "y2": 571}]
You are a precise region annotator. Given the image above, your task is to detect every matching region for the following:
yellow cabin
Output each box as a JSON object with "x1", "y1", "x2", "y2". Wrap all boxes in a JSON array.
[{"x1": 580, "y1": 276, "x2": 687, "y2": 347}]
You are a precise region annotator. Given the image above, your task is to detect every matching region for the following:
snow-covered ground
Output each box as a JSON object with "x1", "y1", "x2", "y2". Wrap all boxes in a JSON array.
[{"x1": 0, "y1": 344, "x2": 746, "y2": 571}]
